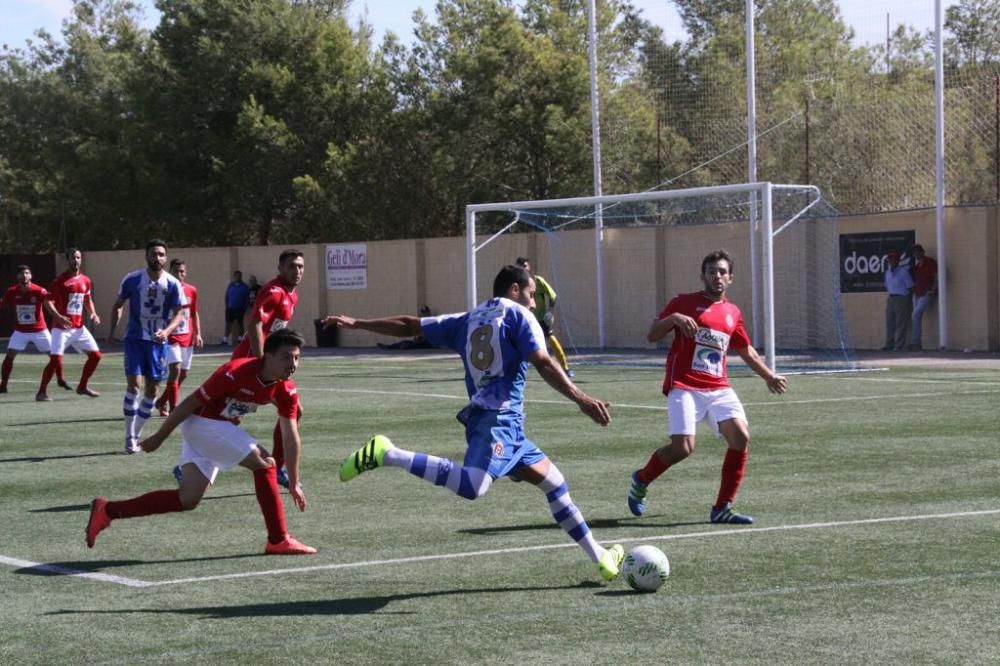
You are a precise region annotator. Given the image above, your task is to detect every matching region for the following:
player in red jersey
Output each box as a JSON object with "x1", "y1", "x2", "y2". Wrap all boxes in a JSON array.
[
  {"x1": 1, "y1": 265, "x2": 54, "y2": 400},
  {"x1": 39, "y1": 248, "x2": 103, "y2": 399},
  {"x1": 85, "y1": 328, "x2": 316, "y2": 555},
  {"x1": 626, "y1": 249, "x2": 787, "y2": 524},
  {"x1": 229, "y1": 250, "x2": 304, "y2": 488},
  {"x1": 155, "y1": 259, "x2": 203, "y2": 416}
]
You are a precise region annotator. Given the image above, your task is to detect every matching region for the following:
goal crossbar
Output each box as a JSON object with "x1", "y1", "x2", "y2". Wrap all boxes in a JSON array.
[{"x1": 465, "y1": 182, "x2": 826, "y2": 371}]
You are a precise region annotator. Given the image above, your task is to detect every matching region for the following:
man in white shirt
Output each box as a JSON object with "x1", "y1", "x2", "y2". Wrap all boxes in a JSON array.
[{"x1": 882, "y1": 250, "x2": 914, "y2": 351}]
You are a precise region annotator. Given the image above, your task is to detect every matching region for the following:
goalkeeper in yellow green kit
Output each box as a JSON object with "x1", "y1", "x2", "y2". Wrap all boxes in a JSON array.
[{"x1": 515, "y1": 257, "x2": 573, "y2": 377}]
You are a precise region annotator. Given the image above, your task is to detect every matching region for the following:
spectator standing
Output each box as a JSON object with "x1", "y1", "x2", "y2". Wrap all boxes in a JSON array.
[
  {"x1": 224, "y1": 271, "x2": 251, "y2": 346},
  {"x1": 909, "y1": 244, "x2": 938, "y2": 351},
  {"x1": 882, "y1": 251, "x2": 914, "y2": 352}
]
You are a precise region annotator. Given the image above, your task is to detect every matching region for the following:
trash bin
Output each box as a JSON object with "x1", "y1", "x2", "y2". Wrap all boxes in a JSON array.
[{"x1": 314, "y1": 319, "x2": 339, "y2": 347}]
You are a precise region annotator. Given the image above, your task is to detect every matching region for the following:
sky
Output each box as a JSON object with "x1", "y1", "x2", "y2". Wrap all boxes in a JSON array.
[{"x1": 0, "y1": 1, "x2": 944, "y2": 52}]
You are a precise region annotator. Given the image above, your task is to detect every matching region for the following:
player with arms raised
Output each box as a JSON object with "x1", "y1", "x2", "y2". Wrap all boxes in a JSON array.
[
  {"x1": 39, "y1": 248, "x2": 103, "y2": 398},
  {"x1": 627, "y1": 249, "x2": 787, "y2": 524},
  {"x1": 324, "y1": 264, "x2": 624, "y2": 582},
  {"x1": 85, "y1": 328, "x2": 316, "y2": 555}
]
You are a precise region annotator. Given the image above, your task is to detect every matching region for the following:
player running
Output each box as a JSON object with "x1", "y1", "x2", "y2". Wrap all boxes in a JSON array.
[
  {"x1": 107, "y1": 239, "x2": 187, "y2": 453},
  {"x1": 39, "y1": 248, "x2": 103, "y2": 399},
  {"x1": 323, "y1": 264, "x2": 624, "y2": 582},
  {"x1": 155, "y1": 259, "x2": 202, "y2": 416},
  {"x1": 0, "y1": 265, "x2": 54, "y2": 400},
  {"x1": 627, "y1": 249, "x2": 787, "y2": 524},
  {"x1": 85, "y1": 328, "x2": 316, "y2": 555}
]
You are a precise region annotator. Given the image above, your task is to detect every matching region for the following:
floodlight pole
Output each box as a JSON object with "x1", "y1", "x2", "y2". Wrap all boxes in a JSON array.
[
  {"x1": 587, "y1": 0, "x2": 607, "y2": 348},
  {"x1": 934, "y1": 0, "x2": 949, "y2": 349}
]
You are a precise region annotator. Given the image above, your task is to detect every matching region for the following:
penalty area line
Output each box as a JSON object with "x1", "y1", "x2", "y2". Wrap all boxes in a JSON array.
[{"x1": 136, "y1": 507, "x2": 1000, "y2": 588}]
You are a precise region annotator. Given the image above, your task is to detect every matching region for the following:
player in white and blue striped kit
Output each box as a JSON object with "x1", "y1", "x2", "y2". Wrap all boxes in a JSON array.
[
  {"x1": 107, "y1": 239, "x2": 187, "y2": 454},
  {"x1": 323, "y1": 264, "x2": 624, "y2": 582}
]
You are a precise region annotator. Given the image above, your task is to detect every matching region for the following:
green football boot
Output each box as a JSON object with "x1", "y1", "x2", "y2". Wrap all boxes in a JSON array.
[
  {"x1": 339, "y1": 435, "x2": 394, "y2": 482},
  {"x1": 598, "y1": 544, "x2": 625, "y2": 582}
]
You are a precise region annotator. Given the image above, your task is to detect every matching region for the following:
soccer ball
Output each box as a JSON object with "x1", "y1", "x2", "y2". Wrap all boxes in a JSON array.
[{"x1": 622, "y1": 545, "x2": 670, "y2": 592}]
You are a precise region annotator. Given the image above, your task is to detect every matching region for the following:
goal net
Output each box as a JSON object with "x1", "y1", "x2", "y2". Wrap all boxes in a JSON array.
[{"x1": 465, "y1": 183, "x2": 857, "y2": 374}]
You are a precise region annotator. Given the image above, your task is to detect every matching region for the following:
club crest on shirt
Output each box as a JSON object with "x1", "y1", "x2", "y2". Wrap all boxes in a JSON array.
[
  {"x1": 725, "y1": 313, "x2": 734, "y2": 328},
  {"x1": 492, "y1": 441, "x2": 504, "y2": 457}
]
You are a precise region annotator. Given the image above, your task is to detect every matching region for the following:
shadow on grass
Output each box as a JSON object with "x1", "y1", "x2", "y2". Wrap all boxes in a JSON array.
[
  {"x1": 32, "y1": 492, "x2": 257, "y2": 513},
  {"x1": 5, "y1": 417, "x2": 124, "y2": 427},
  {"x1": 0, "y1": 451, "x2": 119, "y2": 464},
  {"x1": 47, "y1": 581, "x2": 604, "y2": 617},
  {"x1": 457, "y1": 516, "x2": 706, "y2": 536}
]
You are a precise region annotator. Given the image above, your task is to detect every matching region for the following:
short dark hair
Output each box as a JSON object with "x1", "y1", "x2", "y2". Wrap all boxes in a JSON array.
[
  {"x1": 701, "y1": 249, "x2": 734, "y2": 275},
  {"x1": 264, "y1": 328, "x2": 305, "y2": 354},
  {"x1": 65, "y1": 247, "x2": 81, "y2": 260},
  {"x1": 279, "y1": 249, "x2": 304, "y2": 266},
  {"x1": 515, "y1": 257, "x2": 529, "y2": 267},
  {"x1": 169, "y1": 258, "x2": 185, "y2": 270},
  {"x1": 234, "y1": 270, "x2": 242, "y2": 277},
  {"x1": 493, "y1": 264, "x2": 532, "y2": 297},
  {"x1": 15, "y1": 264, "x2": 30, "y2": 274},
  {"x1": 146, "y1": 238, "x2": 168, "y2": 254}
]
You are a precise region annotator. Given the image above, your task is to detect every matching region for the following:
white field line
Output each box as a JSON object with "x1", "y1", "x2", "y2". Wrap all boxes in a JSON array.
[
  {"x1": 3, "y1": 379, "x2": 999, "y2": 411},
  {"x1": 300, "y1": 385, "x2": 1000, "y2": 411},
  {"x1": 0, "y1": 554, "x2": 151, "y2": 588},
  {"x1": 6, "y1": 508, "x2": 991, "y2": 589}
]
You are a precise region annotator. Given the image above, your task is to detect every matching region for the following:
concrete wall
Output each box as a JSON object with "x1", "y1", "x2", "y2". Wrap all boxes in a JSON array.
[{"x1": 66, "y1": 206, "x2": 1000, "y2": 352}]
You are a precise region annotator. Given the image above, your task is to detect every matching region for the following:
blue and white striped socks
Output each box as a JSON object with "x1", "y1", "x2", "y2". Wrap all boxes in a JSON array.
[
  {"x1": 384, "y1": 448, "x2": 493, "y2": 500},
  {"x1": 538, "y1": 464, "x2": 602, "y2": 563}
]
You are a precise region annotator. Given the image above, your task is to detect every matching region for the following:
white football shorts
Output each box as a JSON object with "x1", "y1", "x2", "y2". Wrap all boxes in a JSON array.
[
  {"x1": 667, "y1": 387, "x2": 747, "y2": 437},
  {"x1": 178, "y1": 415, "x2": 257, "y2": 484},
  {"x1": 8, "y1": 329, "x2": 52, "y2": 353},
  {"x1": 50, "y1": 326, "x2": 100, "y2": 355},
  {"x1": 165, "y1": 344, "x2": 194, "y2": 370}
]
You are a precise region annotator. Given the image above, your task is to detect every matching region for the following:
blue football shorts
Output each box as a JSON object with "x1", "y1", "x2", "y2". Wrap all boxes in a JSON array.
[
  {"x1": 460, "y1": 407, "x2": 546, "y2": 479},
  {"x1": 123, "y1": 338, "x2": 168, "y2": 382}
]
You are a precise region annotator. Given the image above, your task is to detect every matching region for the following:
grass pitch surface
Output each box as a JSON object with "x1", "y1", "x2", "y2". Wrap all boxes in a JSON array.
[{"x1": 1, "y1": 349, "x2": 998, "y2": 664}]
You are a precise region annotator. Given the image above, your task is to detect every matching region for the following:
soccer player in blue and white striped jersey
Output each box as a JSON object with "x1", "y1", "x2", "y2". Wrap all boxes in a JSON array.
[
  {"x1": 107, "y1": 239, "x2": 187, "y2": 454},
  {"x1": 323, "y1": 264, "x2": 624, "y2": 582}
]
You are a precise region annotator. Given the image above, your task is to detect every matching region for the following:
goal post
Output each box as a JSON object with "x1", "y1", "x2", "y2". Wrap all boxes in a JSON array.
[{"x1": 465, "y1": 182, "x2": 856, "y2": 374}]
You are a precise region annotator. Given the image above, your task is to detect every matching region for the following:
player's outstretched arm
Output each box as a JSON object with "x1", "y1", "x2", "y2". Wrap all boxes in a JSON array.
[
  {"x1": 322, "y1": 314, "x2": 422, "y2": 339},
  {"x1": 279, "y1": 416, "x2": 306, "y2": 512},
  {"x1": 736, "y1": 346, "x2": 787, "y2": 395},
  {"x1": 139, "y1": 392, "x2": 201, "y2": 453},
  {"x1": 528, "y1": 350, "x2": 610, "y2": 426}
]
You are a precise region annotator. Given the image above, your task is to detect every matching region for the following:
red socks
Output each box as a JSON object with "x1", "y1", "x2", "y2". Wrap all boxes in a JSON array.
[
  {"x1": 715, "y1": 448, "x2": 749, "y2": 510},
  {"x1": 636, "y1": 450, "x2": 670, "y2": 484},
  {"x1": 78, "y1": 351, "x2": 101, "y2": 390},
  {"x1": 1, "y1": 355, "x2": 13, "y2": 387},
  {"x1": 253, "y1": 466, "x2": 287, "y2": 544},
  {"x1": 106, "y1": 490, "x2": 185, "y2": 519},
  {"x1": 40, "y1": 356, "x2": 61, "y2": 391}
]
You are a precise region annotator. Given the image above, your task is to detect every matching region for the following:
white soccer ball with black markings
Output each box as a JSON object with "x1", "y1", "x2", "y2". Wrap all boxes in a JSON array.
[{"x1": 622, "y1": 545, "x2": 670, "y2": 592}]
